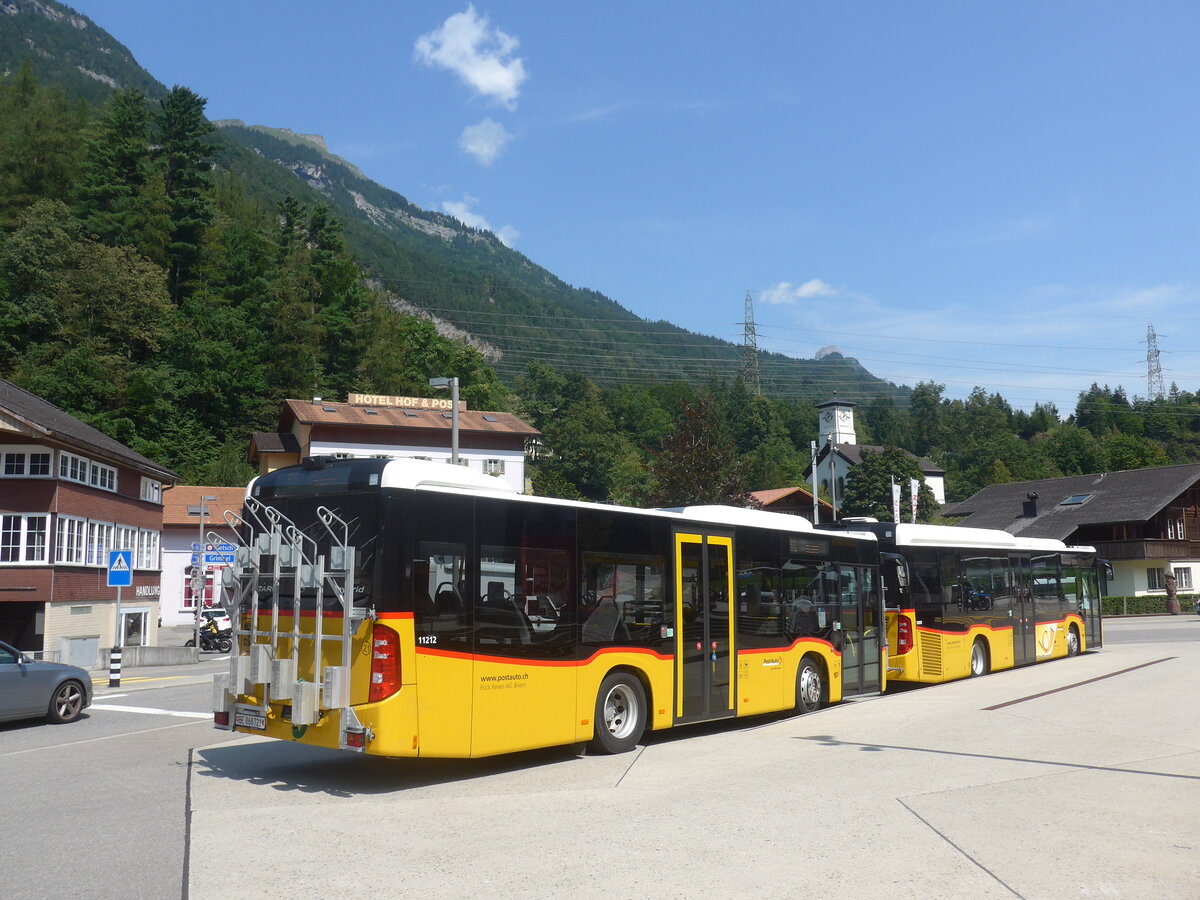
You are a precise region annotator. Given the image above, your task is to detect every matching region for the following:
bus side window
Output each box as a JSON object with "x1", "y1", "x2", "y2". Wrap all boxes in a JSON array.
[
  {"x1": 580, "y1": 554, "x2": 665, "y2": 646},
  {"x1": 414, "y1": 542, "x2": 471, "y2": 650}
]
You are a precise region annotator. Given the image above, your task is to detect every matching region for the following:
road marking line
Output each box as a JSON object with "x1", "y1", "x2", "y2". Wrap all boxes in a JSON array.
[{"x1": 90, "y1": 703, "x2": 211, "y2": 719}]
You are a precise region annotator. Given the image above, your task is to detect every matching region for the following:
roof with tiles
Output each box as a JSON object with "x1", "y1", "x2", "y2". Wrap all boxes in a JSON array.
[
  {"x1": 161, "y1": 485, "x2": 247, "y2": 527},
  {"x1": 281, "y1": 398, "x2": 540, "y2": 436}
]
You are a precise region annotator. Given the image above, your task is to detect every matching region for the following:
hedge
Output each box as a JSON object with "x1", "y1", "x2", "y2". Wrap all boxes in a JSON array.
[{"x1": 1102, "y1": 594, "x2": 1198, "y2": 616}]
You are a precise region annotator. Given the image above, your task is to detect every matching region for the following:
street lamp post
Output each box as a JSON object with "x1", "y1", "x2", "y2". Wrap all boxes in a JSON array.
[
  {"x1": 428, "y1": 376, "x2": 460, "y2": 465},
  {"x1": 193, "y1": 495, "x2": 217, "y2": 654}
]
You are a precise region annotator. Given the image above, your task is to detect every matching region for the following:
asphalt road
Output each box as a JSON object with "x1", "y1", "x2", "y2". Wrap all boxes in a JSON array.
[
  {"x1": 0, "y1": 661, "x2": 237, "y2": 900},
  {"x1": 1101, "y1": 612, "x2": 1200, "y2": 645},
  {"x1": 1, "y1": 619, "x2": 1195, "y2": 899}
]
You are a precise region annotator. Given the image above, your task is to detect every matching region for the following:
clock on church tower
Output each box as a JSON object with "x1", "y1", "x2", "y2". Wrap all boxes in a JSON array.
[{"x1": 816, "y1": 398, "x2": 856, "y2": 445}]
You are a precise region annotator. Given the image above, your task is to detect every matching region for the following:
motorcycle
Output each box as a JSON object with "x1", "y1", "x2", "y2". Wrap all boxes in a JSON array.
[{"x1": 185, "y1": 620, "x2": 232, "y2": 653}]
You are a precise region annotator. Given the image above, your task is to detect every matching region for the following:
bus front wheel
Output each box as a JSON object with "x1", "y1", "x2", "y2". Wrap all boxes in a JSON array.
[
  {"x1": 795, "y1": 655, "x2": 825, "y2": 714},
  {"x1": 1066, "y1": 626, "x2": 1080, "y2": 657},
  {"x1": 970, "y1": 638, "x2": 990, "y2": 677},
  {"x1": 591, "y1": 672, "x2": 646, "y2": 754}
]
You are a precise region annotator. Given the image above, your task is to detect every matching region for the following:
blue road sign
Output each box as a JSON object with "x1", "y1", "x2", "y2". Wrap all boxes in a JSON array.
[{"x1": 107, "y1": 549, "x2": 133, "y2": 587}]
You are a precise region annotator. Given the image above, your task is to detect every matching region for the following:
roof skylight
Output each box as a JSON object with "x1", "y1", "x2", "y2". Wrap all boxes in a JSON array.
[{"x1": 1060, "y1": 494, "x2": 1092, "y2": 506}]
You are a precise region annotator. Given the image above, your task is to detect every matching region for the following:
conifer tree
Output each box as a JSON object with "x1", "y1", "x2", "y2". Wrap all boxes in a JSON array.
[
  {"x1": 0, "y1": 61, "x2": 85, "y2": 228},
  {"x1": 157, "y1": 85, "x2": 215, "y2": 302},
  {"x1": 73, "y1": 88, "x2": 154, "y2": 248}
]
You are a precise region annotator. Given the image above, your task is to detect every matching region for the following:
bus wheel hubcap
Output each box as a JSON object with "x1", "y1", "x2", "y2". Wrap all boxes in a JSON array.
[
  {"x1": 605, "y1": 686, "x2": 636, "y2": 738},
  {"x1": 800, "y1": 667, "x2": 819, "y2": 705}
]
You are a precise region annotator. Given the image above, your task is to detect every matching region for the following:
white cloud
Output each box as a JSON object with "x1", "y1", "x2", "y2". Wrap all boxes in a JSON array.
[
  {"x1": 496, "y1": 224, "x2": 521, "y2": 247},
  {"x1": 761, "y1": 279, "x2": 838, "y2": 305},
  {"x1": 459, "y1": 118, "x2": 511, "y2": 166},
  {"x1": 415, "y1": 5, "x2": 527, "y2": 110},
  {"x1": 441, "y1": 195, "x2": 519, "y2": 247}
]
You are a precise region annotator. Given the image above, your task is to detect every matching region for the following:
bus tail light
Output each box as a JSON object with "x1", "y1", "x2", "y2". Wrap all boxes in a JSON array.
[
  {"x1": 896, "y1": 617, "x2": 913, "y2": 654},
  {"x1": 369, "y1": 624, "x2": 401, "y2": 702}
]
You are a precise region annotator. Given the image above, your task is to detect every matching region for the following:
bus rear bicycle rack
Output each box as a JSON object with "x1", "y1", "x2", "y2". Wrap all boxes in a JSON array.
[{"x1": 212, "y1": 496, "x2": 371, "y2": 752}]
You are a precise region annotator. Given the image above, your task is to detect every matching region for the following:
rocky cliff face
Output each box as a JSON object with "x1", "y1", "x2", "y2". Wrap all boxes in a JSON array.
[{"x1": 0, "y1": 0, "x2": 165, "y2": 101}]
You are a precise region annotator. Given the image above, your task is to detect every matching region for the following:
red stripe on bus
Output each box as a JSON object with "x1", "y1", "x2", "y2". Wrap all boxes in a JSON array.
[{"x1": 736, "y1": 637, "x2": 834, "y2": 656}]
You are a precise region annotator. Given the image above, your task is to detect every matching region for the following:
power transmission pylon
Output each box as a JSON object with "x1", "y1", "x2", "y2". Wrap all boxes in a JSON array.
[
  {"x1": 741, "y1": 290, "x2": 761, "y2": 396},
  {"x1": 1145, "y1": 323, "x2": 1165, "y2": 400}
]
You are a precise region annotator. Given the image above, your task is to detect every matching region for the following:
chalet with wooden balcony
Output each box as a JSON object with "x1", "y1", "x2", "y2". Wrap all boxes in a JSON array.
[{"x1": 944, "y1": 464, "x2": 1200, "y2": 597}]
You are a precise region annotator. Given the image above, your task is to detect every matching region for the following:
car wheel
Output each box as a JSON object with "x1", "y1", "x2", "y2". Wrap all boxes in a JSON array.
[
  {"x1": 48, "y1": 680, "x2": 86, "y2": 724},
  {"x1": 590, "y1": 672, "x2": 646, "y2": 754}
]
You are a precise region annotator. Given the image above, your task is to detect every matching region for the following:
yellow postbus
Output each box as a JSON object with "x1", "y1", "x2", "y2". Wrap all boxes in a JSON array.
[
  {"x1": 212, "y1": 457, "x2": 884, "y2": 757},
  {"x1": 833, "y1": 521, "x2": 1103, "y2": 683}
]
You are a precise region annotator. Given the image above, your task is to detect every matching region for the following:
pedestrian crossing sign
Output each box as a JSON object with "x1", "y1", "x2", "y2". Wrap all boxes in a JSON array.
[{"x1": 107, "y1": 549, "x2": 133, "y2": 587}]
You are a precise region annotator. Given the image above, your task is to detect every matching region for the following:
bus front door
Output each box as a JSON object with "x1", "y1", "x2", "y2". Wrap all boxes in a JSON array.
[
  {"x1": 1012, "y1": 555, "x2": 1037, "y2": 666},
  {"x1": 840, "y1": 565, "x2": 883, "y2": 696},
  {"x1": 674, "y1": 531, "x2": 736, "y2": 722}
]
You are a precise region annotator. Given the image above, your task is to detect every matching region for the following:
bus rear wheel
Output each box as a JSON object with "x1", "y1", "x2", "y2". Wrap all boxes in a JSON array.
[
  {"x1": 1066, "y1": 626, "x2": 1080, "y2": 657},
  {"x1": 590, "y1": 672, "x2": 646, "y2": 754},
  {"x1": 970, "y1": 638, "x2": 990, "y2": 677},
  {"x1": 795, "y1": 655, "x2": 825, "y2": 714}
]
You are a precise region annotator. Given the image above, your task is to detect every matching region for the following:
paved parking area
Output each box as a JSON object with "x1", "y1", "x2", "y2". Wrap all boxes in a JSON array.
[{"x1": 189, "y1": 631, "x2": 1199, "y2": 899}]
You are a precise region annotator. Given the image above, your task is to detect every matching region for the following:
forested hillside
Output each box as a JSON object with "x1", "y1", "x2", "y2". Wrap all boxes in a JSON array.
[
  {"x1": 2, "y1": 0, "x2": 906, "y2": 400},
  {"x1": 214, "y1": 119, "x2": 899, "y2": 397},
  {"x1": 3, "y1": 0, "x2": 1199, "y2": 510}
]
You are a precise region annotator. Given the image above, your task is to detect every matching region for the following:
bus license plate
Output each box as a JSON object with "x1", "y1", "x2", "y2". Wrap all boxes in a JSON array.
[{"x1": 234, "y1": 710, "x2": 266, "y2": 730}]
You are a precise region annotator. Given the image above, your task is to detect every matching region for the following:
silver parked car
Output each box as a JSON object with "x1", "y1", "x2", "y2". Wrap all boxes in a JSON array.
[{"x1": 0, "y1": 640, "x2": 92, "y2": 724}]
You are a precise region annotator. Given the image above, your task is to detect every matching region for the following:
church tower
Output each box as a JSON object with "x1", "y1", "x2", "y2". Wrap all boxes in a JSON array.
[{"x1": 816, "y1": 397, "x2": 856, "y2": 446}]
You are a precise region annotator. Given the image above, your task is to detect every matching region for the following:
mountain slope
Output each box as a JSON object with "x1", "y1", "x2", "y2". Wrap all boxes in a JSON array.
[
  {"x1": 0, "y1": 0, "x2": 163, "y2": 104},
  {"x1": 217, "y1": 122, "x2": 903, "y2": 400},
  {"x1": 2, "y1": 0, "x2": 906, "y2": 403}
]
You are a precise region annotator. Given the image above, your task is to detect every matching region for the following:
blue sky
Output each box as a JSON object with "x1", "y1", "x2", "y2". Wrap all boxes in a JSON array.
[{"x1": 65, "y1": 1, "x2": 1200, "y2": 411}]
